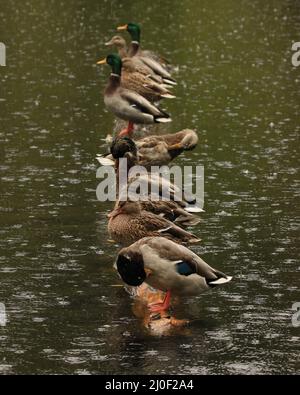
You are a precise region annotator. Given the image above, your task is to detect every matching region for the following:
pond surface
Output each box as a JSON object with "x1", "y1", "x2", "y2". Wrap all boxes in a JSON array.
[{"x1": 0, "y1": 0, "x2": 299, "y2": 375}]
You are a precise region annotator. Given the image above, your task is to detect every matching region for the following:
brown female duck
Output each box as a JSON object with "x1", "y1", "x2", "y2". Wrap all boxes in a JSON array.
[
  {"x1": 119, "y1": 58, "x2": 175, "y2": 103},
  {"x1": 105, "y1": 35, "x2": 176, "y2": 86},
  {"x1": 134, "y1": 129, "x2": 199, "y2": 166},
  {"x1": 99, "y1": 136, "x2": 203, "y2": 225},
  {"x1": 108, "y1": 200, "x2": 201, "y2": 247}
]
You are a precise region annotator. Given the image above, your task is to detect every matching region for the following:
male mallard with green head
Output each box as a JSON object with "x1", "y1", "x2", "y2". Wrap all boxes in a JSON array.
[
  {"x1": 97, "y1": 130, "x2": 198, "y2": 168},
  {"x1": 116, "y1": 237, "x2": 233, "y2": 312},
  {"x1": 97, "y1": 54, "x2": 172, "y2": 136},
  {"x1": 117, "y1": 23, "x2": 176, "y2": 85},
  {"x1": 117, "y1": 22, "x2": 172, "y2": 70}
]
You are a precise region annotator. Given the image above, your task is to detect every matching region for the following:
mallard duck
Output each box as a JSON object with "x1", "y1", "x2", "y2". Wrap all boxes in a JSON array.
[
  {"x1": 100, "y1": 136, "x2": 203, "y2": 214},
  {"x1": 108, "y1": 200, "x2": 201, "y2": 247},
  {"x1": 109, "y1": 135, "x2": 203, "y2": 209},
  {"x1": 116, "y1": 237, "x2": 233, "y2": 312},
  {"x1": 119, "y1": 58, "x2": 176, "y2": 103},
  {"x1": 117, "y1": 23, "x2": 172, "y2": 71},
  {"x1": 105, "y1": 35, "x2": 128, "y2": 58},
  {"x1": 105, "y1": 36, "x2": 175, "y2": 87},
  {"x1": 134, "y1": 129, "x2": 199, "y2": 165},
  {"x1": 127, "y1": 172, "x2": 201, "y2": 210},
  {"x1": 104, "y1": 39, "x2": 175, "y2": 101},
  {"x1": 116, "y1": 23, "x2": 177, "y2": 85},
  {"x1": 97, "y1": 54, "x2": 171, "y2": 136},
  {"x1": 97, "y1": 130, "x2": 198, "y2": 167},
  {"x1": 106, "y1": 140, "x2": 202, "y2": 227},
  {"x1": 116, "y1": 181, "x2": 203, "y2": 227}
]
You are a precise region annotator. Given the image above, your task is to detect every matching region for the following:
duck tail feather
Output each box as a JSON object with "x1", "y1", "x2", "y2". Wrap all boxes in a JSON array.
[{"x1": 209, "y1": 276, "x2": 233, "y2": 286}]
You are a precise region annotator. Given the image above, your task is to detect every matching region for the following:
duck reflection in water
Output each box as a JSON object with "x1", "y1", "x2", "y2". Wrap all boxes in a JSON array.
[{"x1": 130, "y1": 283, "x2": 190, "y2": 336}]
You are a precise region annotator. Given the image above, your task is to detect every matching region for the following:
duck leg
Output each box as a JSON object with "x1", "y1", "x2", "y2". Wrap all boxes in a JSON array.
[
  {"x1": 149, "y1": 290, "x2": 172, "y2": 313},
  {"x1": 118, "y1": 121, "x2": 135, "y2": 137}
]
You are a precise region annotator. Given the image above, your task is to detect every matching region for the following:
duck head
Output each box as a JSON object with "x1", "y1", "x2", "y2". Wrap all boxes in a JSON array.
[
  {"x1": 109, "y1": 200, "x2": 141, "y2": 219},
  {"x1": 97, "y1": 54, "x2": 123, "y2": 76},
  {"x1": 117, "y1": 250, "x2": 148, "y2": 286},
  {"x1": 181, "y1": 129, "x2": 199, "y2": 150},
  {"x1": 111, "y1": 136, "x2": 138, "y2": 172},
  {"x1": 111, "y1": 136, "x2": 137, "y2": 160},
  {"x1": 117, "y1": 22, "x2": 141, "y2": 43},
  {"x1": 105, "y1": 35, "x2": 127, "y2": 49},
  {"x1": 105, "y1": 35, "x2": 128, "y2": 58},
  {"x1": 119, "y1": 200, "x2": 141, "y2": 215}
]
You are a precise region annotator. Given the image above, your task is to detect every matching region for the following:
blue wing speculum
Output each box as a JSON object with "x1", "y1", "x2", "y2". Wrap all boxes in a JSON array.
[{"x1": 175, "y1": 261, "x2": 196, "y2": 276}]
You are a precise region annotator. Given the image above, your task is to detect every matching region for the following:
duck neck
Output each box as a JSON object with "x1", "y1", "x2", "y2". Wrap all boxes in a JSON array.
[
  {"x1": 129, "y1": 41, "x2": 140, "y2": 57},
  {"x1": 118, "y1": 46, "x2": 128, "y2": 59},
  {"x1": 128, "y1": 24, "x2": 141, "y2": 57},
  {"x1": 106, "y1": 74, "x2": 120, "y2": 94},
  {"x1": 110, "y1": 72, "x2": 121, "y2": 84},
  {"x1": 116, "y1": 157, "x2": 136, "y2": 194},
  {"x1": 107, "y1": 59, "x2": 122, "y2": 92}
]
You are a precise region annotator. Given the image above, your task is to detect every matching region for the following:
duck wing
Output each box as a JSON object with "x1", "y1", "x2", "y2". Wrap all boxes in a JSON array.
[
  {"x1": 139, "y1": 56, "x2": 176, "y2": 83},
  {"x1": 159, "y1": 223, "x2": 201, "y2": 244},
  {"x1": 141, "y1": 50, "x2": 171, "y2": 68},
  {"x1": 140, "y1": 237, "x2": 231, "y2": 284},
  {"x1": 120, "y1": 89, "x2": 171, "y2": 120},
  {"x1": 128, "y1": 173, "x2": 192, "y2": 205},
  {"x1": 140, "y1": 200, "x2": 200, "y2": 227},
  {"x1": 140, "y1": 213, "x2": 200, "y2": 244}
]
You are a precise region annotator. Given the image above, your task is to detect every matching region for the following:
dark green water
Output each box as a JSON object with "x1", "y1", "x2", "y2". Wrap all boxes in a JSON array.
[{"x1": 0, "y1": 0, "x2": 299, "y2": 374}]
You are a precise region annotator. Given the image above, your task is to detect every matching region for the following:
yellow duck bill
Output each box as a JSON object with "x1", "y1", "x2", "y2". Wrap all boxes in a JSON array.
[{"x1": 117, "y1": 24, "x2": 128, "y2": 31}]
